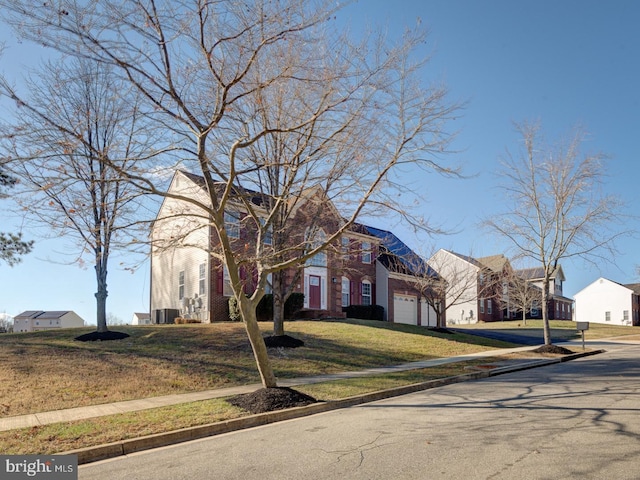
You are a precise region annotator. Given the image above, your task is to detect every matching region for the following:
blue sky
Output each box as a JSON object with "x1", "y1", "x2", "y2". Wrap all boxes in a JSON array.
[{"x1": 1, "y1": 0, "x2": 639, "y2": 324}]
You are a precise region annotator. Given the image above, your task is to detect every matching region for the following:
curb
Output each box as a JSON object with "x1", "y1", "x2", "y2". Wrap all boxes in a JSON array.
[{"x1": 67, "y1": 349, "x2": 604, "y2": 465}]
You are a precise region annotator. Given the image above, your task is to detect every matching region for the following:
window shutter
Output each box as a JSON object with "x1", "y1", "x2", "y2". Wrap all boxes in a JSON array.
[
  {"x1": 372, "y1": 283, "x2": 376, "y2": 305},
  {"x1": 216, "y1": 269, "x2": 223, "y2": 295}
]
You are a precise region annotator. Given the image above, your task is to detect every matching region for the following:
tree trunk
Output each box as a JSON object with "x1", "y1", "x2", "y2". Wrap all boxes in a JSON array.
[
  {"x1": 542, "y1": 278, "x2": 551, "y2": 345},
  {"x1": 95, "y1": 264, "x2": 109, "y2": 333},
  {"x1": 239, "y1": 294, "x2": 278, "y2": 388},
  {"x1": 272, "y1": 270, "x2": 285, "y2": 336}
]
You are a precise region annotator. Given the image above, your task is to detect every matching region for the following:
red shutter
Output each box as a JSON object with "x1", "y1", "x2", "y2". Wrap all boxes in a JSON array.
[
  {"x1": 216, "y1": 269, "x2": 223, "y2": 295},
  {"x1": 350, "y1": 280, "x2": 355, "y2": 306}
]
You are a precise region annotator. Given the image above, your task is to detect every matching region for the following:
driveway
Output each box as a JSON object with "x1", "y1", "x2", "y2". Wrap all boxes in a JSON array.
[
  {"x1": 451, "y1": 325, "x2": 580, "y2": 345},
  {"x1": 79, "y1": 340, "x2": 640, "y2": 480}
]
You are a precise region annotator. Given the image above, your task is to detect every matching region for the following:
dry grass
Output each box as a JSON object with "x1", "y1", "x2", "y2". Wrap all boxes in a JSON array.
[
  {"x1": 0, "y1": 359, "x2": 498, "y2": 455},
  {"x1": 0, "y1": 320, "x2": 513, "y2": 417}
]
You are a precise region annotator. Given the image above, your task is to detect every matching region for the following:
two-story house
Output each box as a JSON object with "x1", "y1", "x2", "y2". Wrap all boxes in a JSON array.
[
  {"x1": 516, "y1": 266, "x2": 573, "y2": 320},
  {"x1": 150, "y1": 170, "x2": 441, "y2": 325},
  {"x1": 427, "y1": 250, "x2": 510, "y2": 325},
  {"x1": 13, "y1": 311, "x2": 85, "y2": 332}
]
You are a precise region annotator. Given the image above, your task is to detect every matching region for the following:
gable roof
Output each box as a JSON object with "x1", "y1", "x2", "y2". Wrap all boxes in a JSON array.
[
  {"x1": 442, "y1": 250, "x2": 483, "y2": 268},
  {"x1": 477, "y1": 254, "x2": 509, "y2": 273},
  {"x1": 624, "y1": 283, "x2": 640, "y2": 295},
  {"x1": 14, "y1": 311, "x2": 73, "y2": 320},
  {"x1": 361, "y1": 225, "x2": 438, "y2": 278},
  {"x1": 517, "y1": 265, "x2": 565, "y2": 282}
]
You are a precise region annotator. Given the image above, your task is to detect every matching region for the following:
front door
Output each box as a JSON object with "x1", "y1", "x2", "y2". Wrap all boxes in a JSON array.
[{"x1": 309, "y1": 275, "x2": 321, "y2": 309}]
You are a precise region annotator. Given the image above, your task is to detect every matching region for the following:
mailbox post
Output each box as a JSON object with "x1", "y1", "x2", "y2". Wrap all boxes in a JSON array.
[{"x1": 576, "y1": 322, "x2": 589, "y2": 350}]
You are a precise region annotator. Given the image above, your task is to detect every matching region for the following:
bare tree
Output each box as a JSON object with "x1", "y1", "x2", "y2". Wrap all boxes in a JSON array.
[
  {"x1": 0, "y1": 167, "x2": 33, "y2": 266},
  {"x1": 0, "y1": 58, "x2": 153, "y2": 335},
  {"x1": 501, "y1": 266, "x2": 542, "y2": 325},
  {"x1": 426, "y1": 249, "x2": 492, "y2": 326},
  {"x1": 487, "y1": 122, "x2": 625, "y2": 346},
  {"x1": 1, "y1": 0, "x2": 462, "y2": 388}
]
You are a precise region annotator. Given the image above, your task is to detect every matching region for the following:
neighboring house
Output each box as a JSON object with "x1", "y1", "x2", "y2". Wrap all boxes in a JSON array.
[
  {"x1": 13, "y1": 311, "x2": 85, "y2": 332},
  {"x1": 476, "y1": 254, "x2": 512, "y2": 322},
  {"x1": 364, "y1": 226, "x2": 444, "y2": 326},
  {"x1": 150, "y1": 170, "x2": 435, "y2": 325},
  {"x1": 131, "y1": 312, "x2": 151, "y2": 325},
  {"x1": 516, "y1": 266, "x2": 573, "y2": 320},
  {"x1": 428, "y1": 250, "x2": 509, "y2": 325},
  {"x1": 574, "y1": 277, "x2": 640, "y2": 326}
]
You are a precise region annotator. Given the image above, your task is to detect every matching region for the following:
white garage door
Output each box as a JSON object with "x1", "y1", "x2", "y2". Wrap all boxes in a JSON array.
[{"x1": 393, "y1": 294, "x2": 417, "y2": 325}]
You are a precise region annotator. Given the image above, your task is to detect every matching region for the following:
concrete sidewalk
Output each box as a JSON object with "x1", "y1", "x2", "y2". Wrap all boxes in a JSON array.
[{"x1": 0, "y1": 346, "x2": 537, "y2": 432}]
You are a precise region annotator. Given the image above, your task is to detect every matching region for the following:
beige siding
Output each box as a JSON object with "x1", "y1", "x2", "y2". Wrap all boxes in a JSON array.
[{"x1": 151, "y1": 172, "x2": 211, "y2": 322}]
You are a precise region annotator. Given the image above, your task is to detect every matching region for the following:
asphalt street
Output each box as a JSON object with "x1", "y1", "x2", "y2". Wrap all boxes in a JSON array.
[
  {"x1": 450, "y1": 326, "x2": 578, "y2": 345},
  {"x1": 79, "y1": 340, "x2": 640, "y2": 480}
]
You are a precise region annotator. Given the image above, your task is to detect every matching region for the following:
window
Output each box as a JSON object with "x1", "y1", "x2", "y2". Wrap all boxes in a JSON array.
[
  {"x1": 179, "y1": 271, "x2": 185, "y2": 300},
  {"x1": 531, "y1": 301, "x2": 539, "y2": 317},
  {"x1": 341, "y1": 277, "x2": 350, "y2": 307},
  {"x1": 479, "y1": 273, "x2": 485, "y2": 285},
  {"x1": 223, "y1": 265, "x2": 233, "y2": 297},
  {"x1": 624, "y1": 310, "x2": 629, "y2": 321},
  {"x1": 361, "y1": 242, "x2": 372, "y2": 264},
  {"x1": 305, "y1": 228, "x2": 327, "y2": 267},
  {"x1": 487, "y1": 299, "x2": 492, "y2": 315},
  {"x1": 260, "y1": 218, "x2": 272, "y2": 245},
  {"x1": 341, "y1": 237, "x2": 350, "y2": 259},
  {"x1": 224, "y1": 211, "x2": 241, "y2": 239},
  {"x1": 199, "y1": 263, "x2": 206, "y2": 296},
  {"x1": 605, "y1": 311, "x2": 611, "y2": 322},
  {"x1": 361, "y1": 281, "x2": 371, "y2": 306},
  {"x1": 480, "y1": 298, "x2": 484, "y2": 314}
]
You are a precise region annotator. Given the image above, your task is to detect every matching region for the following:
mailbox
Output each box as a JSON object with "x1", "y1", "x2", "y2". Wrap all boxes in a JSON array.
[{"x1": 576, "y1": 322, "x2": 589, "y2": 331}]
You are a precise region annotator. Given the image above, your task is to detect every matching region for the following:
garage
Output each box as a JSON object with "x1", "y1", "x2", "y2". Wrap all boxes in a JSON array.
[{"x1": 393, "y1": 294, "x2": 418, "y2": 325}]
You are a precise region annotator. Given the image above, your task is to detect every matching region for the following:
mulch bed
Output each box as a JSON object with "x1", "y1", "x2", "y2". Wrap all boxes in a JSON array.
[
  {"x1": 263, "y1": 334, "x2": 305, "y2": 348},
  {"x1": 532, "y1": 344, "x2": 574, "y2": 355},
  {"x1": 227, "y1": 387, "x2": 317, "y2": 414},
  {"x1": 74, "y1": 331, "x2": 131, "y2": 342}
]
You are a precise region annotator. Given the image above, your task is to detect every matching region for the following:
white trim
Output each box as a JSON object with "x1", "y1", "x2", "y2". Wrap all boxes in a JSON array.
[{"x1": 304, "y1": 266, "x2": 327, "y2": 310}]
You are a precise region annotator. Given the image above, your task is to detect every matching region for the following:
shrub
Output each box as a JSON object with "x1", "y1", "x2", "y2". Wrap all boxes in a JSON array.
[
  {"x1": 229, "y1": 292, "x2": 305, "y2": 321},
  {"x1": 228, "y1": 297, "x2": 241, "y2": 322},
  {"x1": 256, "y1": 294, "x2": 274, "y2": 321},
  {"x1": 284, "y1": 292, "x2": 304, "y2": 319},
  {"x1": 343, "y1": 304, "x2": 385, "y2": 321}
]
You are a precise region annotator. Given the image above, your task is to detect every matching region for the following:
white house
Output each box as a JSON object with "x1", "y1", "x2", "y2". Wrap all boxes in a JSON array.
[
  {"x1": 428, "y1": 249, "x2": 483, "y2": 324},
  {"x1": 13, "y1": 311, "x2": 85, "y2": 332},
  {"x1": 131, "y1": 312, "x2": 151, "y2": 325},
  {"x1": 573, "y1": 277, "x2": 640, "y2": 326}
]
